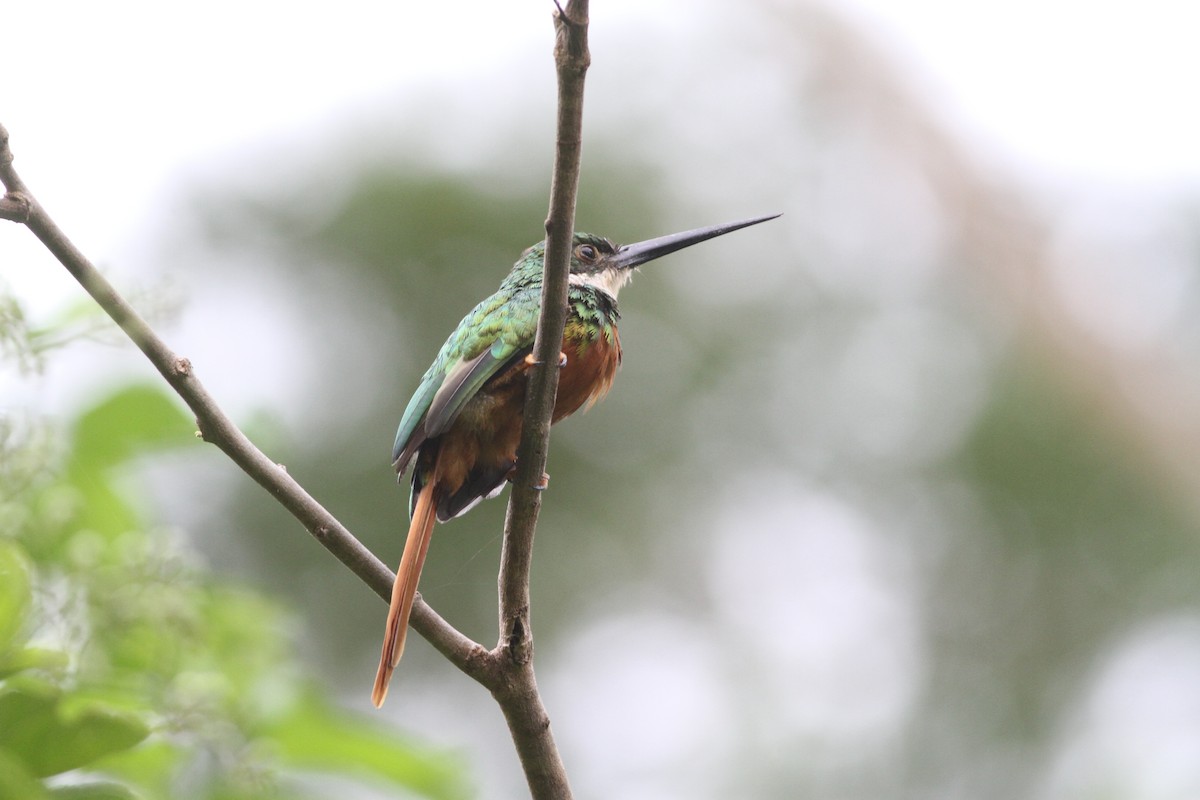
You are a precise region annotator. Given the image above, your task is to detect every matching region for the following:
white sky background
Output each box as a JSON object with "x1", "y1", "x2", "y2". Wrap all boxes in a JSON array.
[
  {"x1": 1, "y1": 2, "x2": 547, "y2": 315},
  {"x1": 4, "y1": 0, "x2": 1199, "y2": 299},
  {"x1": 841, "y1": 0, "x2": 1200, "y2": 187},
  {"x1": 4, "y1": 0, "x2": 1197, "y2": 405}
]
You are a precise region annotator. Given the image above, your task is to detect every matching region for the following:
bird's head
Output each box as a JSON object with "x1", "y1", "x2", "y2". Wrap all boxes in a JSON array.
[
  {"x1": 572, "y1": 213, "x2": 782, "y2": 299},
  {"x1": 508, "y1": 213, "x2": 780, "y2": 298}
]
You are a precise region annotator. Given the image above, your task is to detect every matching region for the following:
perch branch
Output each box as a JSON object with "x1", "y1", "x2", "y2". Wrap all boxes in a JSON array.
[
  {"x1": 488, "y1": 1, "x2": 589, "y2": 798},
  {"x1": 0, "y1": 121, "x2": 488, "y2": 683}
]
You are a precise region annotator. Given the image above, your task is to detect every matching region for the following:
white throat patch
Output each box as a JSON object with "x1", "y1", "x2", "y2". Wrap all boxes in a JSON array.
[{"x1": 569, "y1": 267, "x2": 632, "y2": 299}]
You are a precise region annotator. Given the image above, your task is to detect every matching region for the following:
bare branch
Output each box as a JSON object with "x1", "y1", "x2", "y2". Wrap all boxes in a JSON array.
[
  {"x1": 0, "y1": 120, "x2": 484, "y2": 682},
  {"x1": 500, "y1": 0, "x2": 590, "y2": 657},
  {"x1": 489, "y1": 1, "x2": 589, "y2": 798}
]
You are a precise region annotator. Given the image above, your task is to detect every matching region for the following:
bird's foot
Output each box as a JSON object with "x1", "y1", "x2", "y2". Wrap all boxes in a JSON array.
[
  {"x1": 502, "y1": 465, "x2": 549, "y2": 491},
  {"x1": 523, "y1": 352, "x2": 568, "y2": 368}
]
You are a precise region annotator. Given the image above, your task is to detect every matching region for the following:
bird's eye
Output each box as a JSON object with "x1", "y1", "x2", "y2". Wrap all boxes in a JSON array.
[{"x1": 575, "y1": 244, "x2": 598, "y2": 262}]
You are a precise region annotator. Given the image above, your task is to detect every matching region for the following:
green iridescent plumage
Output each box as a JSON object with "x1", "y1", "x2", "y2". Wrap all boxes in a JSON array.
[{"x1": 391, "y1": 234, "x2": 620, "y2": 474}]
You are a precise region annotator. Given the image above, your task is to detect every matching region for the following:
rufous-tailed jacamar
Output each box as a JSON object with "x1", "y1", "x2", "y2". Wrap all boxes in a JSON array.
[{"x1": 373, "y1": 213, "x2": 779, "y2": 706}]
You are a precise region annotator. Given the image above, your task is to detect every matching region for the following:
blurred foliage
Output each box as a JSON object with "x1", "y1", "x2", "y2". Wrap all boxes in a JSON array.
[
  {"x1": 0, "y1": 299, "x2": 470, "y2": 798},
  {"x1": 937, "y1": 354, "x2": 1200, "y2": 742},
  {"x1": 172, "y1": 108, "x2": 1200, "y2": 800},
  {"x1": 0, "y1": 287, "x2": 42, "y2": 376}
]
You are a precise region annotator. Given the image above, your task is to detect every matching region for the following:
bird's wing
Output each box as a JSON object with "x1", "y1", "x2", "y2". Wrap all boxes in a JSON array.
[
  {"x1": 391, "y1": 369, "x2": 441, "y2": 472},
  {"x1": 423, "y1": 340, "x2": 525, "y2": 437},
  {"x1": 391, "y1": 289, "x2": 538, "y2": 474}
]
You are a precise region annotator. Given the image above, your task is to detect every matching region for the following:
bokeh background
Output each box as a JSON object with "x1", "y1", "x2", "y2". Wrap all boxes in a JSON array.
[{"x1": 6, "y1": 1, "x2": 1200, "y2": 798}]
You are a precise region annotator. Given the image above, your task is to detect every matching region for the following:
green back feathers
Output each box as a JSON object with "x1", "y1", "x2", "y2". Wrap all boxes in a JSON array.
[{"x1": 392, "y1": 233, "x2": 621, "y2": 472}]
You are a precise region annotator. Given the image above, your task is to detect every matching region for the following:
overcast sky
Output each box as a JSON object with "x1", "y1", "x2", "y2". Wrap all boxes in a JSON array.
[{"x1": 4, "y1": 0, "x2": 1198, "y2": 311}]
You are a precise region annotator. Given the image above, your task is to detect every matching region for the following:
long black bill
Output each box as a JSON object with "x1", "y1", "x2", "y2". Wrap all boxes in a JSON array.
[{"x1": 613, "y1": 212, "x2": 781, "y2": 270}]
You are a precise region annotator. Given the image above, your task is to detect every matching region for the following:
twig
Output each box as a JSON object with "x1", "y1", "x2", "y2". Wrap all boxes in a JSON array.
[{"x1": 0, "y1": 120, "x2": 487, "y2": 682}]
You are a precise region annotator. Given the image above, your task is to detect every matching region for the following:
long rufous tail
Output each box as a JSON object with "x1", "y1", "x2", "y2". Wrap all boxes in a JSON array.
[{"x1": 372, "y1": 479, "x2": 439, "y2": 707}]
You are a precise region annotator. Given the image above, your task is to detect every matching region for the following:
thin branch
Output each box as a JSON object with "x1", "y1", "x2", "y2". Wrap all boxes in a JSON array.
[
  {"x1": 490, "y1": 2, "x2": 589, "y2": 798},
  {"x1": 0, "y1": 121, "x2": 486, "y2": 682},
  {"x1": 498, "y1": 0, "x2": 590, "y2": 662}
]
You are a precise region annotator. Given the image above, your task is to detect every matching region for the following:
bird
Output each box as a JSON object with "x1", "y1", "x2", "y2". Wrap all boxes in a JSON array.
[{"x1": 373, "y1": 212, "x2": 779, "y2": 706}]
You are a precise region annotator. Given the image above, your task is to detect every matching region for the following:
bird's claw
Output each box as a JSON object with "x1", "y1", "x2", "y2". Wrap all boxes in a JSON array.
[
  {"x1": 524, "y1": 352, "x2": 568, "y2": 368},
  {"x1": 531, "y1": 472, "x2": 550, "y2": 491}
]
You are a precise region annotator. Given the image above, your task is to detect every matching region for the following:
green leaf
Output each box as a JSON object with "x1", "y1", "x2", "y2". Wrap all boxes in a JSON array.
[
  {"x1": 266, "y1": 690, "x2": 470, "y2": 800},
  {"x1": 0, "y1": 679, "x2": 149, "y2": 777},
  {"x1": 70, "y1": 384, "x2": 193, "y2": 473},
  {"x1": 86, "y1": 740, "x2": 176, "y2": 800},
  {"x1": 0, "y1": 648, "x2": 69, "y2": 680},
  {"x1": 0, "y1": 542, "x2": 32, "y2": 655},
  {"x1": 0, "y1": 748, "x2": 50, "y2": 800},
  {"x1": 60, "y1": 384, "x2": 194, "y2": 542}
]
